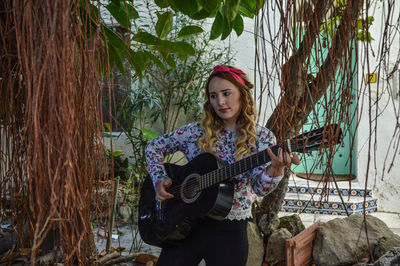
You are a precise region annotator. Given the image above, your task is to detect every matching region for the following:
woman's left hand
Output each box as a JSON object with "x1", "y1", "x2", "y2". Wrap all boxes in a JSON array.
[{"x1": 266, "y1": 148, "x2": 300, "y2": 177}]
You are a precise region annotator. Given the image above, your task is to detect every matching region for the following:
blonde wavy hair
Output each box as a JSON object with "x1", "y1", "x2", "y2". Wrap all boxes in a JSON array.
[{"x1": 197, "y1": 66, "x2": 257, "y2": 160}]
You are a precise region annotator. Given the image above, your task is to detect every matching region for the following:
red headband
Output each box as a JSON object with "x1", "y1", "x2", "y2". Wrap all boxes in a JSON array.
[{"x1": 211, "y1": 65, "x2": 246, "y2": 85}]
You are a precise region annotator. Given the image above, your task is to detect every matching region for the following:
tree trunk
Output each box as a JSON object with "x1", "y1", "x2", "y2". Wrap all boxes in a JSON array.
[{"x1": 259, "y1": 0, "x2": 363, "y2": 221}]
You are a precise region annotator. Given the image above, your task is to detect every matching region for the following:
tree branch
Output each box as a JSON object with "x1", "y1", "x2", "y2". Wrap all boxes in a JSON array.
[{"x1": 261, "y1": 0, "x2": 363, "y2": 214}]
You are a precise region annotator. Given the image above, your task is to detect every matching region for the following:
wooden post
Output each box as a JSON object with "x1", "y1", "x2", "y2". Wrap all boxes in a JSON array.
[{"x1": 106, "y1": 178, "x2": 119, "y2": 252}]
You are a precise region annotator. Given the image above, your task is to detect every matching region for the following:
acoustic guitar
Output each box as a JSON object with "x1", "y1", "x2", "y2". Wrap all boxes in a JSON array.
[{"x1": 138, "y1": 125, "x2": 342, "y2": 247}]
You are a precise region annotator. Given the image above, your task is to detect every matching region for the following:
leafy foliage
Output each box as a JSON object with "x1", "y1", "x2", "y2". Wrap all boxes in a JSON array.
[
  {"x1": 79, "y1": 0, "x2": 259, "y2": 79},
  {"x1": 318, "y1": 1, "x2": 375, "y2": 43}
]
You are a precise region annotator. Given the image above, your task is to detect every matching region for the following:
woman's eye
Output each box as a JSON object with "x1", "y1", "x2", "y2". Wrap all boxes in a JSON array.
[
  {"x1": 224, "y1": 92, "x2": 231, "y2": 96},
  {"x1": 210, "y1": 94, "x2": 216, "y2": 99}
]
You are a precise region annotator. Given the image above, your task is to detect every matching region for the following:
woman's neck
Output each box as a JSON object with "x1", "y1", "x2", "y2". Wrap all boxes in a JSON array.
[{"x1": 223, "y1": 122, "x2": 237, "y2": 133}]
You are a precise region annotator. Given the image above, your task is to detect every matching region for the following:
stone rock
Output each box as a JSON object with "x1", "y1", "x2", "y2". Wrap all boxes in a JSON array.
[
  {"x1": 117, "y1": 205, "x2": 133, "y2": 223},
  {"x1": 278, "y1": 214, "x2": 305, "y2": 236},
  {"x1": 246, "y1": 222, "x2": 265, "y2": 266},
  {"x1": 374, "y1": 236, "x2": 400, "y2": 259},
  {"x1": 264, "y1": 228, "x2": 292, "y2": 264},
  {"x1": 359, "y1": 247, "x2": 400, "y2": 266},
  {"x1": 117, "y1": 189, "x2": 126, "y2": 205},
  {"x1": 374, "y1": 247, "x2": 400, "y2": 266},
  {"x1": 313, "y1": 214, "x2": 400, "y2": 266},
  {"x1": 258, "y1": 212, "x2": 280, "y2": 236}
]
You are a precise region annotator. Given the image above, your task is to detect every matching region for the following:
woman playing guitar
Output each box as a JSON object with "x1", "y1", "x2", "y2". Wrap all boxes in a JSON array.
[{"x1": 145, "y1": 65, "x2": 300, "y2": 266}]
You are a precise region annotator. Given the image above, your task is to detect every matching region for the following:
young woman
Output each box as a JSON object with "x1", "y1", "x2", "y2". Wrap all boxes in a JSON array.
[{"x1": 145, "y1": 65, "x2": 300, "y2": 266}]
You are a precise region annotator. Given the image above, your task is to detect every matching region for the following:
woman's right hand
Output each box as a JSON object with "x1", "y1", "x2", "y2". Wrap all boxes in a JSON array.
[{"x1": 155, "y1": 177, "x2": 174, "y2": 202}]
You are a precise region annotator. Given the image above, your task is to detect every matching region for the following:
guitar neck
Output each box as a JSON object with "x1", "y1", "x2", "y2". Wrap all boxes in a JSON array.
[
  {"x1": 199, "y1": 142, "x2": 290, "y2": 190},
  {"x1": 196, "y1": 124, "x2": 342, "y2": 190}
]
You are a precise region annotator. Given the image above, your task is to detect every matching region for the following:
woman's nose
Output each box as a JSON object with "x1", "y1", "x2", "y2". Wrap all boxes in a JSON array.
[{"x1": 217, "y1": 96, "x2": 225, "y2": 105}]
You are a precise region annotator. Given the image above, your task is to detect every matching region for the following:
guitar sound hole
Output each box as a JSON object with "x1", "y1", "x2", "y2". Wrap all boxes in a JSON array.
[{"x1": 181, "y1": 174, "x2": 201, "y2": 204}]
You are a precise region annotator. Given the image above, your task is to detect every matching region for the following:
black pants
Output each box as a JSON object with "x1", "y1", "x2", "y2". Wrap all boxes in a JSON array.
[{"x1": 156, "y1": 218, "x2": 249, "y2": 266}]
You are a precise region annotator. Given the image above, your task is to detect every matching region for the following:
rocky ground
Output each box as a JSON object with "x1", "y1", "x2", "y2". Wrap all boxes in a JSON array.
[
  {"x1": 93, "y1": 220, "x2": 161, "y2": 265},
  {"x1": 2, "y1": 210, "x2": 399, "y2": 265}
]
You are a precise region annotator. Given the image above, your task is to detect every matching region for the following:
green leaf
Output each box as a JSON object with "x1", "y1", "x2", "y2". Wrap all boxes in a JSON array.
[
  {"x1": 156, "y1": 40, "x2": 195, "y2": 58},
  {"x1": 141, "y1": 128, "x2": 159, "y2": 141},
  {"x1": 132, "y1": 31, "x2": 158, "y2": 45},
  {"x1": 241, "y1": 0, "x2": 256, "y2": 9},
  {"x1": 106, "y1": 2, "x2": 129, "y2": 28},
  {"x1": 104, "y1": 26, "x2": 126, "y2": 51},
  {"x1": 161, "y1": 51, "x2": 176, "y2": 70},
  {"x1": 108, "y1": 44, "x2": 125, "y2": 73},
  {"x1": 367, "y1": 16, "x2": 374, "y2": 25},
  {"x1": 155, "y1": 0, "x2": 169, "y2": 8},
  {"x1": 144, "y1": 51, "x2": 167, "y2": 72},
  {"x1": 156, "y1": 12, "x2": 173, "y2": 38},
  {"x1": 156, "y1": 40, "x2": 173, "y2": 54},
  {"x1": 128, "y1": 49, "x2": 144, "y2": 79},
  {"x1": 136, "y1": 51, "x2": 152, "y2": 68},
  {"x1": 177, "y1": 25, "x2": 204, "y2": 39},
  {"x1": 356, "y1": 31, "x2": 374, "y2": 42},
  {"x1": 238, "y1": 4, "x2": 254, "y2": 18},
  {"x1": 112, "y1": 150, "x2": 123, "y2": 157},
  {"x1": 126, "y1": 3, "x2": 139, "y2": 19},
  {"x1": 221, "y1": 16, "x2": 232, "y2": 40},
  {"x1": 210, "y1": 11, "x2": 223, "y2": 40},
  {"x1": 232, "y1": 13, "x2": 244, "y2": 36},
  {"x1": 104, "y1": 122, "x2": 112, "y2": 132},
  {"x1": 223, "y1": 0, "x2": 241, "y2": 22},
  {"x1": 198, "y1": 0, "x2": 220, "y2": 12},
  {"x1": 128, "y1": 50, "x2": 153, "y2": 79},
  {"x1": 171, "y1": 0, "x2": 199, "y2": 15},
  {"x1": 172, "y1": 41, "x2": 196, "y2": 56},
  {"x1": 241, "y1": 0, "x2": 263, "y2": 14},
  {"x1": 189, "y1": 9, "x2": 211, "y2": 20},
  {"x1": 110, "y1": 0, "x2": 120, "y2": 7}
]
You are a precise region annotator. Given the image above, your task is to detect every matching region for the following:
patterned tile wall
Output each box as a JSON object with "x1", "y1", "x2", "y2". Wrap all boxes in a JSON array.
[{"x1": 282, "y1": 186, "x2": 377, "y2": 215}]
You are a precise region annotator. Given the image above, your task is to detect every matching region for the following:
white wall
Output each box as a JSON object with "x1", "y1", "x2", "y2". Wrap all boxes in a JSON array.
[{"x1": 356, "y1": 1, "x2": 400, "y2": 212}]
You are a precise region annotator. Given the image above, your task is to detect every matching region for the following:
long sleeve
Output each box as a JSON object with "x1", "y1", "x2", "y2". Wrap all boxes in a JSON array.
[
  {"x1": 145, "y1": 122, "x2": 203, "y2": 188},
  {"x1": 250, "y1": 127, "x2": 283, "y2": 196}
]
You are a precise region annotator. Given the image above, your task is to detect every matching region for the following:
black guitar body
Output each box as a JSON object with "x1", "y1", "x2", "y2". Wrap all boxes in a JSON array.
[{"x1": 138, "y1": 152, "x2": 234, "y2": 247}]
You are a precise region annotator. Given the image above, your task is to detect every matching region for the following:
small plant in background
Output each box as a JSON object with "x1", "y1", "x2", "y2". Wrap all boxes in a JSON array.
[{"x1": 105, "y1": 149, "x2": 130, "y2": 180}]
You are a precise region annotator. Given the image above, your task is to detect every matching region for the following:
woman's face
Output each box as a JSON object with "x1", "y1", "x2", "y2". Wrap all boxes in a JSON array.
[{"x1": 208, "y1": 76, "x2": 242, "y2": 128}]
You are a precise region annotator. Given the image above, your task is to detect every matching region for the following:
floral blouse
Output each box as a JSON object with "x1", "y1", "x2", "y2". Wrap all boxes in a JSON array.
[{"x1": 145, "y1": 121, "x2": 283, "y2": 220}]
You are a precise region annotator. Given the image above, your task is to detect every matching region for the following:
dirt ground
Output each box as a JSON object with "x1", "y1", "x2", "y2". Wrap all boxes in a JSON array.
[{"x1": 94, "y1": 222, "x2": 161, "y2": 265}]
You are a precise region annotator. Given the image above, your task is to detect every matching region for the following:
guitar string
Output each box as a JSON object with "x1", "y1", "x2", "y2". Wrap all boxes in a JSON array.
[
  {"x1": 159, "y1": 130, "x2": 333, "y2": 200},
  {"x1": 164, "y1": 144, "x2": 286, "y2": 199},
  {"x1": 163, "y1": 140, "x2": 309, "y2": 199},
  {"x1": 165, "y1": 155, "x2": 256, "y2": 198}
]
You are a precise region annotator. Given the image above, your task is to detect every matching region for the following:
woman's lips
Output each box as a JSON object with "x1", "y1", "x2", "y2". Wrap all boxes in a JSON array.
[{"x1": 219, "y1": 108, "x2": 230, "y2": 113}]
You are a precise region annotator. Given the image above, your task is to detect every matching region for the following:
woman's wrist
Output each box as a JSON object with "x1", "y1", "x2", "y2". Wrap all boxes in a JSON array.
[{"x1": 267, "y1": 165, "x2": 284, "y2": 177}]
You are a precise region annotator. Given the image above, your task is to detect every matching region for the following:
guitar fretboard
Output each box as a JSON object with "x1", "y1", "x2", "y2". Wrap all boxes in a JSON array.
[{"x1": 198, "y1": 144, "x2": 285, "y2": 190}]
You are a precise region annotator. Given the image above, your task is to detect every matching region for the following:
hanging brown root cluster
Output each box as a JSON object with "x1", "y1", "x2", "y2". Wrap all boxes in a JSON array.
[
  {"x1": 255, "y1": 0, "x2": 400, "y2": 215},
  {"x1": 0, "y1": 0, "x2": 108, "y2": 264}
]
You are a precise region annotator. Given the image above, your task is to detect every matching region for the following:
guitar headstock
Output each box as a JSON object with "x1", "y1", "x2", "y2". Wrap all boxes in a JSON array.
[{"x1": 289, "y1": 124, "x2": 343, "y2": 153}]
